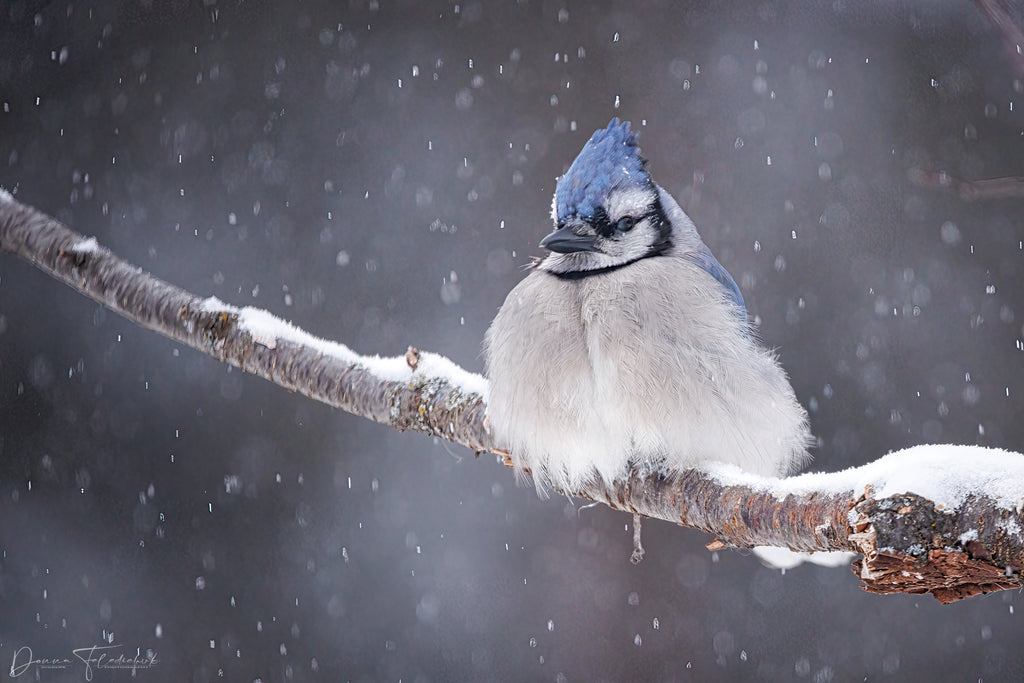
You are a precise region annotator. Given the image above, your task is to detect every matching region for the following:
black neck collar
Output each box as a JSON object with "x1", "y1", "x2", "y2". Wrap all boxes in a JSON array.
[{"x1": 544, "y1": 247, "x2": 670, "y2": 280}]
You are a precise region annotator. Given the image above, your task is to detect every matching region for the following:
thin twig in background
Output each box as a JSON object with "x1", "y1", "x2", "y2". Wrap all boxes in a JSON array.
[
  {"x1": 908, "y1": 168, "x2": 1024, "y2": 201},
  {"x1": 976, "y1": 0, "x2": 1024, "y2": 77}
]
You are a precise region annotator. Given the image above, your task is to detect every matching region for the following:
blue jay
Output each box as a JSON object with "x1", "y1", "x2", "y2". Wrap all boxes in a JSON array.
[{"x1": 484, "y1": 119, "x2": 811, "y2": 492}]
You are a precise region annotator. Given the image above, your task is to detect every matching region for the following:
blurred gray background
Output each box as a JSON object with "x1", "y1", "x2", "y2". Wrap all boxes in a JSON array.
[{"x1": 2, "y1": 0, "x2": 1024, "y2": 680}]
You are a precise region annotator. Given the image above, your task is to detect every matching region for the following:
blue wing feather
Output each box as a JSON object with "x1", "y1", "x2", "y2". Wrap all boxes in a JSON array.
[{"x1": 690, "y1": 247, "x2": 746, "y2": 311}]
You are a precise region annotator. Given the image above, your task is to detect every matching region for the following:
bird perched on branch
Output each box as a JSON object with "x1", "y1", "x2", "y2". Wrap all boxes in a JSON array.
[{"x1": 484, "y1": 119, "x2": 811, "y2": 493}]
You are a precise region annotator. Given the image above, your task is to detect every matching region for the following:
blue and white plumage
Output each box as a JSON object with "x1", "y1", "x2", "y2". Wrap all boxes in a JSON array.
[{"x1": 484, "y1": 119, "x2": 811, "y2": 492}]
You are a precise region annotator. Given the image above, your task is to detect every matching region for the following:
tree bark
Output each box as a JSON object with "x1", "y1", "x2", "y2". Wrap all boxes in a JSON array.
[{"x1": 2, "y1": 191, "x2": 1022, "y2": 604}]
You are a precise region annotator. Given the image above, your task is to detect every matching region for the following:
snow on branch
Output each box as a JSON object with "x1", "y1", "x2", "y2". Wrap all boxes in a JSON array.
[{"x1": 2, "y1": 190, "x2": 1023, "y2": 604}]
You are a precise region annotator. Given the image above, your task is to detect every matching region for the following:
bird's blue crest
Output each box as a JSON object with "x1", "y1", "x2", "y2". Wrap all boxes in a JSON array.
[{"x1": 555, "y1": 118, "x2": 650, "y2": 223}]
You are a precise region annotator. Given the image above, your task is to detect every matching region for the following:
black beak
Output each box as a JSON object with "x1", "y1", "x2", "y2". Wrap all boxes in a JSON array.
[{"x1": 539, "y1": 224, "x2": 600, "y2": 254}]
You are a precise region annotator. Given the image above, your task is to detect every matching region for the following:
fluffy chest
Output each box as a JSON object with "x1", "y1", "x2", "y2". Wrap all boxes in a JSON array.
[
  {"x1": 562, "y1": 261, "x2": 699, "y2": 369},
  {"x1": 574, "y1": 277, "x2": 638, "y2": 386},
  {"x1": 529, "y1": 260, "x2": 719, "y2": 405},
  {"x1": 489, "y1": 256, "x2": 745, "y2": 413}
]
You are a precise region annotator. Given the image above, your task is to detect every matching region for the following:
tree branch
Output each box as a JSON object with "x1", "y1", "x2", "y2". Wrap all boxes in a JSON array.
[{"x1": 3, "y1": 190, "x2": 1023, "y2": 604}]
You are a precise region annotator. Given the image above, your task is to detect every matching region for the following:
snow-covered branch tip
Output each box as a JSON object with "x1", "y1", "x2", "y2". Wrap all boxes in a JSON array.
[{"x1": 3, "y1": 191, "x2": 1024, "y2": 603}]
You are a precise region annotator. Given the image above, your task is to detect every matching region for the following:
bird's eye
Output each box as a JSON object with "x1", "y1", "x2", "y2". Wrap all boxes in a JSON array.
[{"x1": 617, "y1": 216, "x2": 637, "y2": 232}]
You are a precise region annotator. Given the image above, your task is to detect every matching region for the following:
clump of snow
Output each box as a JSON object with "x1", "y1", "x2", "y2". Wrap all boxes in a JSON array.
[
  {"x1": 998, "y1": 517, "x2": 1022, "y2": 538},
  {"x1": 706, "y1": 445, "x2": 1024, "y2": 511},
  {"x1": 957, "y1": 528, "x2": 979, "y2": 545},
  {"x1": 199, "y1": 296, "x2": 232, "y2": 313},
  {"x1": 70, "y1": 236, "x2": 100, "y2": 253},
  {"x1": 199, "y1": 297, "x2": 488, "y2": 396},
  {"x1": 752, "y1": 546, "x2": 856, "y2": 570}
]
